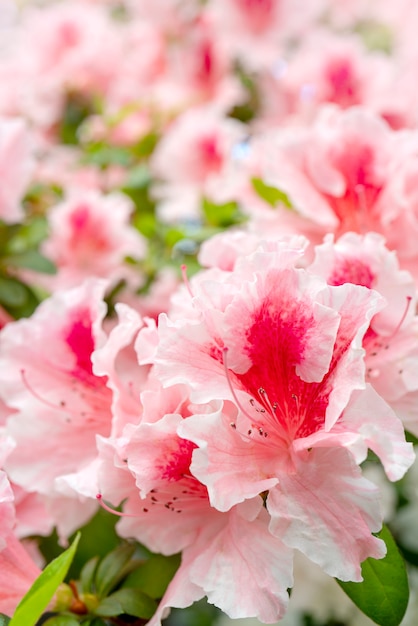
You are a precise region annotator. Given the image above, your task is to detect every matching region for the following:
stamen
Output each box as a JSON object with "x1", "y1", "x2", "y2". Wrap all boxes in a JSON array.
[
  {"x1": 387, "y1": 296, "x2": 412, "y2": 339},
  {"x1": 223, "y1": 348, "x2": 287, "y2": 444},
  {"x1": 291, "y1": 393, "x2": 300, "y2": 413},
  {"x1": 181, "y1": 264, "x2": 194, "y2": 298},
  {"x1": 258, "y1": 387, "x2": 277, "y2": 416},
  {"x1": 368, "y1": 296, "x2": 413, "y2": 358},
  {"x1": 96, "y1": 494, "x2": 138, "y2": 518},
  {"x1": 222, "y1": 348, "x2": 257, "y2": 423},
  {"x1": 20, "y1": 368, "x2": 94, "y2": 420}
]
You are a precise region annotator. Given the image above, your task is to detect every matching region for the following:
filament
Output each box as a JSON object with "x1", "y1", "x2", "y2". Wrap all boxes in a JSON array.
[
  {"x1": 181, "y1": 264, "x2": 194, "y2": 298},
  {"x1": 96, "y1": 494, "x2": 138, "y2": 517}
]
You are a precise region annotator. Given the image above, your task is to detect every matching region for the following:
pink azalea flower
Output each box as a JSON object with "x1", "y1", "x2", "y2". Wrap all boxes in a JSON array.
[
  {"x1": 91, "y1": 303, "x2": 150, "y2": 436},
  {"x1": 309, "y1": 232, "x2": 418, "y2": 434},
  {"x1": 0, "y1": 117, "x2": 33, "y2": 223},
  {"x1": 20, "y1": 0, "x2": 123, "y2": 98},
  {"x1": 0, "y1": 280, "x2": 111, "y2": 499},
  {"x1": 42, "y1": 190, "x2": 145, "y2": 289},
  {"x1": 374, "y1": 136, "x2": 418, "y2": 281},
  {"x1": 153, "y1": 241, "x2": 413, "y2": 580},
  {"x1": 207, "y1": 0, "x2": 322, "y2": 70},
  {"x1": 258, "y1": 31, "x2": 394, "y2": 126},
  {"x1": 260, "y1": 106, "x2": 395, "y2": 239},
  {"x1": 96, "y1": 409, "x2": 293, "y2": 623},
  {"x1": 150, "y1": 107, "x2": 245, "y2": 222}
]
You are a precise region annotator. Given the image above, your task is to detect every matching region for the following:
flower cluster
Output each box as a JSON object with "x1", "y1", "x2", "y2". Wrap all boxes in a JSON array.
[{"x1": 0, "y1": 1, "x2": 418, "y2": 625}]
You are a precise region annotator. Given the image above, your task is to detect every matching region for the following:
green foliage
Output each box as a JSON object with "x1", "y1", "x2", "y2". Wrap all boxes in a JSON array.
[
  {"x1": 0, "y1": 276, "x2": 41, "y2": 318},
  {"x1": 79, "y1": 558, "x2": 99, "y2": 595},
  {"x1": 59, "y1": 93, "x2": 94, "y2": 146},
  {"x1": 164, "y1": 598, "x2": 221, "y2": 626},
  {"x1": 4, "y1": 250, "x2": 56, "y2": 274},
  {"x1": 251, "y1": 177, "x2": 293, "y2": 209},
  {"x1": 0, "y1": 615, "x2": 11, "y2": 625},
  {"x1": 354, "y1": 20, "x2": 393, "y2": 54},
  {"x1": 95, "y1": 588, "x2": 157, "y2": 619},
  {"x1": 0, "y1": 276, "x2": 29, "y2": 307},
  {"x1": 9, "y1": 534, "x2": 80, "y2": 626},
  {"x1": 0, "y1": 216, "x2": 55, "y2": 319},
  {"x1": 337, "y1": 525, "x2": 409, "y2": 626},
  {"x1": 132, "y1": 131, "x2": 160, "y2": 159},
  {"x1": 202, "y1": 197, "x2": 246, "y2": 228},
  {"x1": 42, "y1": 616, "x2": 79, "y2": 626},
  {"x1": 121, "y1": 553, "x2": 181, "y2": 599},
  {"x1": 38, "y1": 509, "x2": 121, "y2": 583},
  {"x1": 94, "y1": 544, "x2": 137, "y2": 599},
  {"x1": 67, "y1": 508, "x2": 122, "y2": 580},
  {"x1": 81, "y1": 144, "x2": 134, "y2": 169},
  {"x1": 228, "y1": 65, "x2": 259, "y2": 123}
]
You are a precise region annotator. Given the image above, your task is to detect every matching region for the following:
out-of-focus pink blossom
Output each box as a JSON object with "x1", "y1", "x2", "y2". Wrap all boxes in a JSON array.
[
  {"x1": 0, "y1": 117, "x2": 33, "y2": 223},
  {"x1": 150, "y1": 107, "x2": 245, "y2": 221},
  {"x1": 251, "y1": 107, "x2": 398, "y2": 246},
  {"x1": 42, "y1": 190, "x2": 145, "y2": 289},
  {"x1": 207, "y1": 0, "x2": 322, "y2": 71}
]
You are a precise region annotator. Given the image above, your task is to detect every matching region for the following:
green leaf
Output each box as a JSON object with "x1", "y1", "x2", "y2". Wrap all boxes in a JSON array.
[
  {"x1": 66, "y1": 508, "x2": 121, "y2": 581},
  {"x1": 121, "y1": 553, "x2": 180, "y2": 599},
  {"x1": 0, "y1": 277, "x2": 40, "y2": 319},
  {"x1": 123, "y1": 164, "x2": 151, "y2": 190},
  {"x1": 95, "y1": 588, "x2": 157, "y2": 619},
  {"x1": 0, "y1": 615, "x2": 11, "y2": 625},
  {"x1": 5, "y1": 250, "x2": 56, "y2": 274},
  {"x1": 81, "y1": 144, "x2": 133, "y2": 168},
  {"x1": 0, "y1": 276, "x2": 27, "y2": 307},
  {"x1": 132, "y1": 132, "x2": 159, "y2": 159},
  {"x1": 59, "y1": 93, "x2": 93, "y2": 145},
  {"x1": 251, "y1": 177, "x2": 293, "y2": 209},
  {"x1": 337, "y1": 525, "x2": 409, "y2": 626},
  {"x1": 79, "y1": 556, "x2": 99, "y2": 594},
  {"x1": 94, "y1": 544, "x2": 136, "y2": 598},
  {"x1": 6, "y1": 217, "x2": 49, "y2": 254},
  {"x1": 42, "y1": 616, "x2": 80, "y2": 626},
  {"x1": 405, "y1": 430, "x2": 418, "y2": 446},
  {"x1": 9, "y1": 533, "x2": 80, "y2": 626},
  {"x1": 202, "y1": 197, "x2": 246, "y2": 228}
]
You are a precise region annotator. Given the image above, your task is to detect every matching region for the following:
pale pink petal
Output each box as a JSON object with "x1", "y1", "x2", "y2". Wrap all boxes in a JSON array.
[
  {"x1": 147, "y1": 550, "x2": 205, "y2": 626},
  {"x1": 0, "y1": 533, "x2": 41, "y2": 617},
  {"x1": 268, "y1": 447, "x2": 385, "y2": 581},
  {"x1": 0, "y1": 471, "x2": 15, "y2": 550},
  {"x1": 179, "y1": 402, "x2": 279, "y2": 512},
  {"x1": 92, "y1": 303, "x2": 147, "y2": 436},
  {"x1": 188, "y1": 503, "x2": 293, "y2": 622},
  {"x1": 0, "y1": 117, "x2": 33, "y2": 223},
  {"x1": 0, "y1": 280, "x2": 111, "y2": 494},
  {"x1": 342, "y1": 385, "x2": 415, "y2": 481}
]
